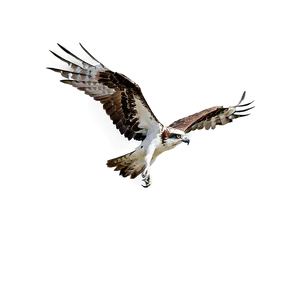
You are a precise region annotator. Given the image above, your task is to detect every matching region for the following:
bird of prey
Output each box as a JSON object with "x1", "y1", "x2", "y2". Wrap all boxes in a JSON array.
[{"x1": 48, "y1": 44, "x2": 254, "y2": 188}]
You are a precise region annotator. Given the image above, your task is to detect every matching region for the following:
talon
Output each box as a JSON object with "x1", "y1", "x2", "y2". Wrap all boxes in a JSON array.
[
  {"x1": 141, "y1": 179, "x2": 151, "y2": 188},
  {"x1": 141, "y1": 165, "x2": 151, "y2": 187},
  {"x1": 141, "y1": 185, "x2": 151, "y2": 190}
]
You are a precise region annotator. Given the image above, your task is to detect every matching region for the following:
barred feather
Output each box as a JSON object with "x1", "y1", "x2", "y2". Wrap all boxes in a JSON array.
[
  {"x1": 169, "y1": 92, "x2": 254, "y2": 132},
  {"x1": 107, "y1": 151, "x2": 145, "y2": 179},
  {"x1": 48, "y1": 44, "x2": 161, "y2": 141}
]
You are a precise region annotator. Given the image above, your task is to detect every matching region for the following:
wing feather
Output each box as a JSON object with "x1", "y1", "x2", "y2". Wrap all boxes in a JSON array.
[
  {"x1": 169, "y1": 92, "x2": 254, "y2": 132},
  {"x1": 48, "y1": 44, "x2": 161, "y2": 141}
]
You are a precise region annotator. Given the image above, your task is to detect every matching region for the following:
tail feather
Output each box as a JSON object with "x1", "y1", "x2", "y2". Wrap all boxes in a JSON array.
[{"x1": 107, "y1": 151, "x2": 145, "y2": 179}]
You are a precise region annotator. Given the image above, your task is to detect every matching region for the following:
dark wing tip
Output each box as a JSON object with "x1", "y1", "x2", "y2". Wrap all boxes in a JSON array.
[{"x1": 79, "y1": 45, "x2": 105, "y2": 67}]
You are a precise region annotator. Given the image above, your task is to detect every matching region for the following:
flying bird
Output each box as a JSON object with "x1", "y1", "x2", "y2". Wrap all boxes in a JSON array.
[{"x1": 48, "y1": 44, "x2": 254, "y2": 188}]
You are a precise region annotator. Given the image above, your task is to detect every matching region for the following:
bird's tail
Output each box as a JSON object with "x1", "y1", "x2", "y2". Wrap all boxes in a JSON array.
[{"x1": 107, "y1": 151, "x2": 145, "y2": 179}]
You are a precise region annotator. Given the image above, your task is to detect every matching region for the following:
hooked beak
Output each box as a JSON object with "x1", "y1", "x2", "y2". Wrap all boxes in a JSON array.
[{"x1": 182, "y1": 138, "x2": 190, "y2": 145}]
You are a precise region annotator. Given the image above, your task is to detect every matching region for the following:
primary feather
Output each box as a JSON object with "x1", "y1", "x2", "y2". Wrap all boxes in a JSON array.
[
  {"x1": 169, "y1": 91, "x2": 254, "y2": 131},
  {"x1": 48, "y1": 44, "x2": 161, "y2": 141},
  {"x1": 48, "y1": 44, "x2": 254, "y2": 187}
]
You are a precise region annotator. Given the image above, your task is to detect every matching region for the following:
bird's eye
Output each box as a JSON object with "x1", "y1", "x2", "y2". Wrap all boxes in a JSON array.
[{"x1": 176, "y1": 134, "x2": 181, "y2": 139}]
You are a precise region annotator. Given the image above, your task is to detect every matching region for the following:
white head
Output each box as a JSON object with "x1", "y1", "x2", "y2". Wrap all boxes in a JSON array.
[{"x1": 161, "y1": 127, "x2": 190, "y2": 148}]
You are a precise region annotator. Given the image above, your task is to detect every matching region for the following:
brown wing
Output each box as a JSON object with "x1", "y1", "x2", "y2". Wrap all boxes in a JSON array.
[
  {"x1": 48, "y1": 43, "x2": 161, "y2": 141},
  {"x1": 169, "y1": 92, "x2": 254, "y2": 132}
]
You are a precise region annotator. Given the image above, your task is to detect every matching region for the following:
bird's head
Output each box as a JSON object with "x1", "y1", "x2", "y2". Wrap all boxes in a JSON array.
[{"x1": 162, "y1": 128, "x2": 190, "y2": 148}]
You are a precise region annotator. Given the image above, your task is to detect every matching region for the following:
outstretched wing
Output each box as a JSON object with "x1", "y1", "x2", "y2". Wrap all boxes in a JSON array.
[
  {"x1": 48, "y1": 43, "x2": 161, "y2": 141},
  {"x1": 169, "y1": 91, "x2": 254, "y2": 132}
]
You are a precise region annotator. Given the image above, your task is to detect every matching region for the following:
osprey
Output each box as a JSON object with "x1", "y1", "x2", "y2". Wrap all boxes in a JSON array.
[{"x1": 48, "y1": 44, "x2": 254, "y2": 188}]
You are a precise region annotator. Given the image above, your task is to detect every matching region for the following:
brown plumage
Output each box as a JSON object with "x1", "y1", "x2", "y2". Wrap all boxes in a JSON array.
[
  {"x1": 48, "y1": 43, "x2": 161, "y2": 142},
  {"x1": 48, "y1": 44, "x2": 254, "y2": 187},
  {"x1": 169, "y1": 92, "x2": 254, "y2": 132},
  {"x1": 160, "y1": 128, "x2": 170, "y2": 145},
  {"x1": 107, "y1": 151, "x2": 145, "y2": 179}
]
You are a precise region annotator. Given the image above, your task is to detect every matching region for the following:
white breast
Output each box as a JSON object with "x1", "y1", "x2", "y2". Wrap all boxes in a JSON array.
[{"x1": 153, "y1": 143, "x2": 182, "y2": 159}]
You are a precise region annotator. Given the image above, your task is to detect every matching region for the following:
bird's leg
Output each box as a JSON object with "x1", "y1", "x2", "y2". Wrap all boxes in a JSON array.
[{"x1": 141, "y1": 141, "x2": 155, "y2": 188}]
